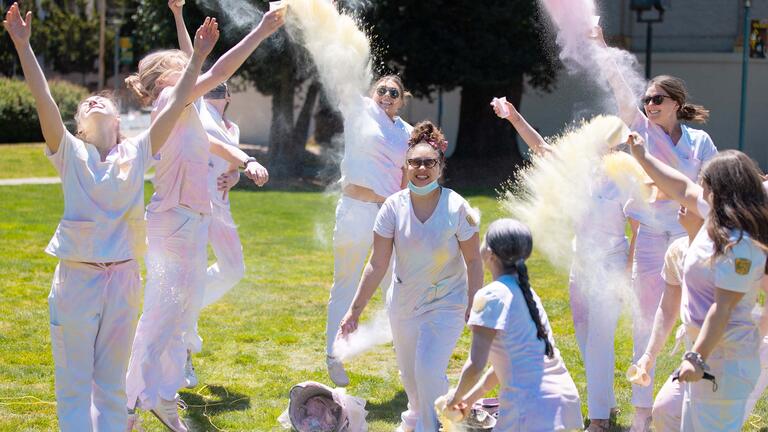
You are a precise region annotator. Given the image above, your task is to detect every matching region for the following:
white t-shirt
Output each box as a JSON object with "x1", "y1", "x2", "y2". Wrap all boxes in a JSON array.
[
  {"x1": 199, "y1": 101, "x2": 240, "y2": 208},
  {"x1": 147, "y1": 87, "x2": 211, "y2": 214},
  {"x1": 45, "y1": 131, "x2": 153, "y2": 262},
  {"x1": 626, "y1": 109, "x2": 718, "y2": 233},
  {"x1": 340, "y1": 97, "x2": 412, "y2": 198},
  {"x1": 468, "y1": 275, "x2": 582, "y2": 431},
  {"x1": 374, "y1": 188, "x2": 479, "y2": 317},
  {"x1": 574, "y1": 173, "x2": 629, "y2": 257},
  {"x1": 682, "y1": 227, "x2": 766, "y2": 351}
]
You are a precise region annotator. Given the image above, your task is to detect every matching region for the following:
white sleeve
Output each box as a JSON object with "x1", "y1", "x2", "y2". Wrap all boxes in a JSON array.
[
  {"x1": 714, "y1": 239, "x2": 762, "y2": 294},
  {"x1": 457, "y1": 199, "x2": 480, "y2": 242},
  {"x1": 468, "y1": 287, "x2": 507, "y2": 330},
  {"x1": 697, "y1": 132, "x2": 718, "y2": 162},
  {"x1": 373, "y1": 200, "x2": 396, "y2": 239},
  {"x1": 44, "y1": 131, "x2": 78, "y2": 176},
  {"x1": 133, "y1": 131, "x2": 154, "y2": 168},
  {"x1": 661, "y1": 242, "x2": 682, "y2": 286}
]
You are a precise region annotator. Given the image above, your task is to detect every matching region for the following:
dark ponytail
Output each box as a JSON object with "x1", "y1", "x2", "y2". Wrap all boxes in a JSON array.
[
  {"x1": 485, "y1": 219, "x2": 554, "y2": 358},
  {"x1": 514, "y1": 259, "x2": 554, "y2": 358}
]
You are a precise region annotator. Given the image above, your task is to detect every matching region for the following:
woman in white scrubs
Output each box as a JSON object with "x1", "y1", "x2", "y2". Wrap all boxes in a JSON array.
[
  {"x1": 326, "y1": 75, "x2": 413, "y2": 386},
  {"x1": 628, "y1": 133, "x2": 768, "y2": 431},
  {"x1": 124, "y1": 9, "x2": 283, "y2": 431},
  {"x1": 339, "y1": 121, "x2": 483, "y2": 432},
  {"x1": 168, "y1": 2, "x2": 249, "y2": 387},
  {"x1": 4, "y1": 5, "x2": 216, "y2": 430},
  {"x1": 493, "y1": 99, "x2": 629, "y2": 431},
  {"x1": 444, "y1": 218, "x2": 583, "y2": 431},
  {"x1": 596, "y1": 28, "x2": 718, "y2": 430}
]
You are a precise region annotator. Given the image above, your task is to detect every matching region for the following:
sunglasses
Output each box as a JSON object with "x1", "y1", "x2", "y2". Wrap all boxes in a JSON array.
[
  {"x1": 376, "y1": 86, "x2": 401, "y2": 99},
  {"x1": 642, "y1": 94, "x2": 672, "y2": 106},
  {"x1": 407, "y1": 158, "x2": 439, "y2": 169}
]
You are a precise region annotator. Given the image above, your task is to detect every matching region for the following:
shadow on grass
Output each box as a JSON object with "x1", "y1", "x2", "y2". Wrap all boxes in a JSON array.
[
  {"x1": 364, "y1": 390, "x2": 408, "y2": 424},
  {"x1": 180, "y1": 385, "x2": 251, "y2": 431}
]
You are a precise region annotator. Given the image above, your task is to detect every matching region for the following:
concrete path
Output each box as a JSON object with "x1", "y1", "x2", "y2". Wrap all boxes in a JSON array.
[{"x1": 0, "y1": 174, "x2": 154, "y2": 186}]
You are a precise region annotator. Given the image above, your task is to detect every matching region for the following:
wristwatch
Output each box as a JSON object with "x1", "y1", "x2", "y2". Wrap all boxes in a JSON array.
[
  {"x1": 682, "y1": 351, "x2": 710, "y2": 372},
  {"x1": 242, "y1": 157, "x2": 258, "y2": 169}
]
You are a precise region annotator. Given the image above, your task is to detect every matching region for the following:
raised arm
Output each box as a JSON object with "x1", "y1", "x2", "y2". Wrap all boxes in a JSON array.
[
  {"x1": 339, "y1": 233, "x2": 394, "y2": 336},
  {"x1": 169, "y1": 0, "x2": 193, "y2": 56},
  {"x1": 188, "y1": 8, "x2": 286, "y2": 101},
  {"x1": 209, "y1": 135, "x2": 269, "y2": 186},
  {"x1": 593, "y1": 26, "x2": 641, "y2": 125},
  {"x1": 491, "y1": 99, "x2": 552, "y2": 156},
  {"x1": 149, "y1": 17, "x2": 218, "y2": 155},
  {"x1": 627, "y1": 132, "x2": 704, "y2": 216},
  {"x1": 3, "y1": 3, "x2": 64, "y2": 152}
]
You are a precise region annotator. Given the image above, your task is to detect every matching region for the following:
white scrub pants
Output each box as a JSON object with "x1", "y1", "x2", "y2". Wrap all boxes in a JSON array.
[
  {"x1": 569, "y1": 252, "x2": 625, "y2": 419},
  {"x1": 48, "y1": 259, "x2": 141, "y2": 432},
  {"x1": 390, "y1": 307, "x2": 465, "y2": 432},
  {"x1": 126, "y1": 207, "x2": 209, "y2": 410},
  {"x1": 744, "y1": 336, "x2": 768, "y2": 421},
  {"x1": 326, "y1": 195, "x2": 392, "y2": 356},
  {"x1": 187, "y1": 203, "x2": 245, "y2": 353},
  {"x1": 652, "y1": 327, "x2": 760, "y2": 432},
  {"x1": 632, "y1": 228, "x2": 684, "y2": 408}
]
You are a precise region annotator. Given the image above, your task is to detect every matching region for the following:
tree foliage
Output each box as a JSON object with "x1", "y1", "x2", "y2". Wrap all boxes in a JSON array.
[{"x1": 361, "y1": 0, "x2": 559, "y2": 163}]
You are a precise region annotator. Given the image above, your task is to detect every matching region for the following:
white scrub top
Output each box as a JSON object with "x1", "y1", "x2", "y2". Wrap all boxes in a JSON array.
[
  {"x1": 199, "y1": 101, "x2": 240, "y2": 208},
  {"x1": 45, "y1": 130, "x2": 153, "y2": 262},
  {"x1": 682, "y1": 227, "x2": 766, "y2": 353},
  {"x1": 574, "y1": 173, "x2": 629, "y2": 257},
  {"x1": 661, "y1": 236, "x2": 689, "y2": 286},
  {"x1": 468, "y1": 275, "x2": 583, "y2": 431},
  {"x1": 340, "y1": 97, "x2": 412, "y2": 198},
  {"x1": 627, "y1": 109, "x2": 718, "y2": 233},
  {"x1": 374, "y1": 187, "x2": 479, "y2": 317}
]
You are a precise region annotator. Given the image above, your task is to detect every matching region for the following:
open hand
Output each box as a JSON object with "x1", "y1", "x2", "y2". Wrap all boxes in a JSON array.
[
  {"x1": 193, "y1": 17, "x2": 219, "y2": 58},
  {"x1": 217, "y1": 169, "x2": 240, "y2": 192},
  {"x1": 3, "y1": 3, "x2": 32, "y2": 46}
]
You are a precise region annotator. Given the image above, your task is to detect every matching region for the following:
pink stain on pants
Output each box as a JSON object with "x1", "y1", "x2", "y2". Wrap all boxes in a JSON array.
[
  {"x1": 48, "y1": 259, "x2": 141, "y2": 431},
  {"x1": 125, "y1": 207, "x2": 209, "y2": 410}
]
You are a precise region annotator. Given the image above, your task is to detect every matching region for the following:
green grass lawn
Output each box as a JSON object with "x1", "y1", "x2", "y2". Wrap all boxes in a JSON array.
[
  {"x1": 0, "y1": 184, "x2": 766, "y2": 431},
  {"x1": 0, "y1": 144, "x2": 58, "y2": 179}
]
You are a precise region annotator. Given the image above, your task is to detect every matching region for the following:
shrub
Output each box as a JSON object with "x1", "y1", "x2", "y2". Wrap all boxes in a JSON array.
[{"x1": 0, "y1": 78, "x2": 88, "y2": 143}]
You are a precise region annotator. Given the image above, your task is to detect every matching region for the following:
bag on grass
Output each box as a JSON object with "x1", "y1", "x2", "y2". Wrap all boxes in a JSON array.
[{"x1": 277, "y1": 381, "x2": 368, "y2": 432}]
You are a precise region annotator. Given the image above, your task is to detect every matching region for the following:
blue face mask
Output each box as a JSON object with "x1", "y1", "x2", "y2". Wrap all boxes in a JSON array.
[{"x1": 408, "y1": 179, "x2": 440, "y2": 196}]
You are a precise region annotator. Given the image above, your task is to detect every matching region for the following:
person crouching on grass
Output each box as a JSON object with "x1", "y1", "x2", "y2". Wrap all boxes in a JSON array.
[{"x1": 441, "y1": 219, "x2": 583, "y2": 432}]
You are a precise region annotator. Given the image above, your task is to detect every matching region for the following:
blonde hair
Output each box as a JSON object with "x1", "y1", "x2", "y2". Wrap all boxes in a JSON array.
[{"x1": 125, "y1": 50, "x2": 189, "y2": 107}]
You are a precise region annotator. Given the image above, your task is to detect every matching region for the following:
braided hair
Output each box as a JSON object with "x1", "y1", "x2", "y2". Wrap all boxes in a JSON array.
[{"x1": 485, "y1": 219, "x2": 554, "y2": 358}]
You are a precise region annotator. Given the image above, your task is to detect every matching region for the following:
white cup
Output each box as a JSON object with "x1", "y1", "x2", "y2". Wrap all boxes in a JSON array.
[
  {"x1": 269, "y1": 1, "x2": 286, "y2": 11},
  {"x1": 626, "y1": 364, "x2": 651, "y2": 387},
  {"x1": 492, "y1": 97, "x2": 511, "y2": 118}
]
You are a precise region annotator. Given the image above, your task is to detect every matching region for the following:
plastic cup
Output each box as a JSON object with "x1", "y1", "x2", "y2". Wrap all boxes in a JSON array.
[
  {"x1": 492, "y1": 97, "x2": 511, "y2": 118},
  {"x1": 269, "y1": 1, "x2": 286, "y2": 11},
  {"x1": 174, "y1": 0, "x2": 185, "y2": 6},
  {"x1": 626, "y1": 364, "x2": 651, "y2": 387}
]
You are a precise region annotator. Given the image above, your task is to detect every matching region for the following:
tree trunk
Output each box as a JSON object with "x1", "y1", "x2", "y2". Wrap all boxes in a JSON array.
[
  {"x1": 267, "y1": 75, "x2": 297, "y2": 178},
  {"x1": 446, "y1": 77, "x2": 527, "y2": 188},
  {"x1": 314, "y1": 88, "x2": 344, "y2": 147},
  {"x1": 452, "y1": 77, "x2": 524, "y2": 163},
  {"x1": 292, "y1": 80, "x2": 321, "y2": 153}
]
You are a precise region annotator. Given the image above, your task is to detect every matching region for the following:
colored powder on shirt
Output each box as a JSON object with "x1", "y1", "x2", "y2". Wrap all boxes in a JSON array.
[
  {"x1": 602, "y1": 151, "x2": 651, "y2": 207},
  {"x1": 500, "y1": 115, "x2": 629, "y2": 269}
]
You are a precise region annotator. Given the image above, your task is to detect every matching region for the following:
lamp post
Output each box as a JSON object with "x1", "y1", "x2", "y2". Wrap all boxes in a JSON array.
[
  {"x1": 738, "y1": 0, "x2": 750, "y2": 152},
  {"x1": 630, "y1": 0, "x2": 668, "y2": 79}
]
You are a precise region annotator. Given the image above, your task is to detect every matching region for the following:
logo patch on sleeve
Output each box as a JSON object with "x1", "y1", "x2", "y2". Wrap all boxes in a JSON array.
[
  {"x1": 465, "y1": 214, "x2": 478, "y2": 227},
  {"x1": 735, "y1": 258, "x2": 752, "y2": 275},
  {"x1": 472, "y1": 294, "x2": 488, "y2": 313}
]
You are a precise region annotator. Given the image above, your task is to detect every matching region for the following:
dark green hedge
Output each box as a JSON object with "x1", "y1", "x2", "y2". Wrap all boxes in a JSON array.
[{"x1": 0, "y1": 78, "x2": 88, "y2": 143}]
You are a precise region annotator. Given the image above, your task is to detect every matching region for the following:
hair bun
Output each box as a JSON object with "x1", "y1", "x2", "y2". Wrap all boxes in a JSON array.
[{"x1": 408, "y1": 121, "x2": 448, "y2": 153}]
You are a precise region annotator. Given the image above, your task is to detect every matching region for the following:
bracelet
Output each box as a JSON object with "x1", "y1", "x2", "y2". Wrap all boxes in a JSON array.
[
  {"x1": 242, "y1": 157, "x2": 257, "y2": 169},
  {"x1": 682, "y1": 351, "x2": 710, "y2": 372}
]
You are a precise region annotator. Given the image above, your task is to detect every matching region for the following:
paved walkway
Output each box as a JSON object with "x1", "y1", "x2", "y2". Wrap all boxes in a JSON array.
[{"x1": 0, "y1": 174, "x2": 154, "y2": 186}]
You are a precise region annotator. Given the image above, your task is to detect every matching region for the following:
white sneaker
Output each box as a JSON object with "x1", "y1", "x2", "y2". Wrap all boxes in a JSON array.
[
  {"x1": 149, "y1": 396, "x2": 188, "y2": 432},
  {"x1": 326, "y1": 355, "x2": 350, "y2": 387},
  {"x1": 184, "y1": 350, "x2": 198, "y2": 389}
]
